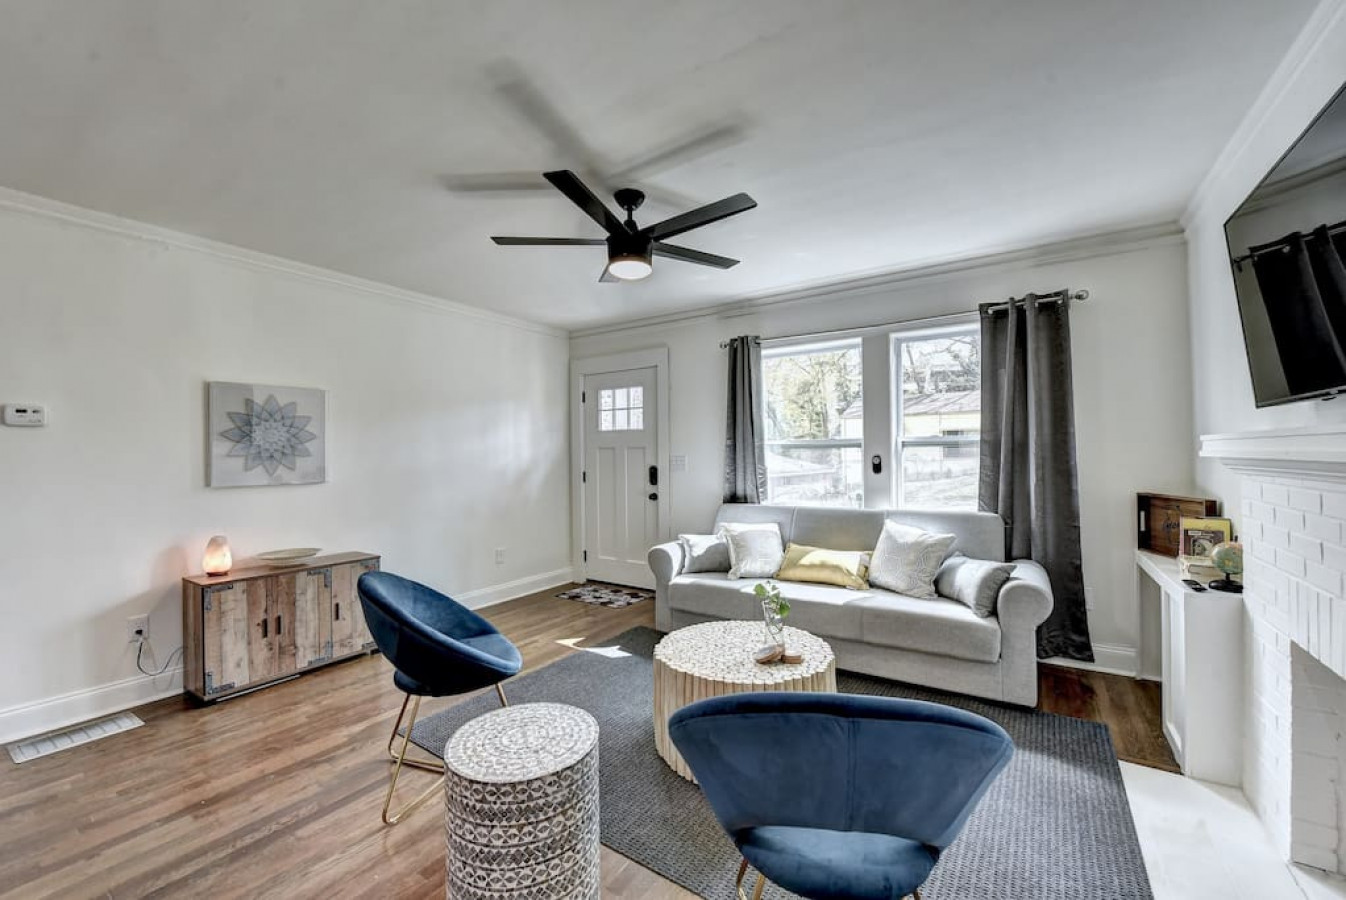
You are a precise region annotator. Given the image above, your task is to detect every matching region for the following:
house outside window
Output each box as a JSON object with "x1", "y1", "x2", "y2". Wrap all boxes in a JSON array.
[
  {"x1": 762, "y1": 340, "x2": 863, "y2": 507},
  {"x1": 893, "y1": 329, "x2": 981, "y2": 509}
]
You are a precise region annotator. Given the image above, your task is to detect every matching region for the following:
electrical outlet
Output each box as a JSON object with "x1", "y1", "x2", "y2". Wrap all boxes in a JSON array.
[
  {"x1": 495, "y1": 548, "x2": 506, "y2": 566},
  {"x1": 126, "y1": 614, "x2": 149, "y2": 644}
]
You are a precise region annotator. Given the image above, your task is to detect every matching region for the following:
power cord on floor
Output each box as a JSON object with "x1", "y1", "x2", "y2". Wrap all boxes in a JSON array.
[{"x1": 135, "y1": 638, "x2": 183, "y2": 677}]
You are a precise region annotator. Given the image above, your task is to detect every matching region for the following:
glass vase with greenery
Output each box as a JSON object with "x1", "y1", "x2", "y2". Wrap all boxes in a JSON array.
[{"x1": 754, "y1": 581, "x2": 790, "y2": 649}]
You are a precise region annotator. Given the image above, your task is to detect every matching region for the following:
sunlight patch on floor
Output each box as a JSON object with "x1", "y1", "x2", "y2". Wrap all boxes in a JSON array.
[{"x1": 556, "y1": 637, "x2": 632, "y2": 658}]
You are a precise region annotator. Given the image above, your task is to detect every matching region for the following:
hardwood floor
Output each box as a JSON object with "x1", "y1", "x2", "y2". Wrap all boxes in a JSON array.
[{"x1": 0, "y1": 586, "x2": 1175, "y2": 899}]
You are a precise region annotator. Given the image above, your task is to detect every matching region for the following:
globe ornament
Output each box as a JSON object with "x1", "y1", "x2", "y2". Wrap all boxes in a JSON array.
[{"x1": 1208, "y1": 541, "x2": 1243, "y2": 594}]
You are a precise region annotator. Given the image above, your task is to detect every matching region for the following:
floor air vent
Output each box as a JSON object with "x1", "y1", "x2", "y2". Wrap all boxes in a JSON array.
[{"x1": 6, "y1": 711, "x2": 145, "y2": 764}]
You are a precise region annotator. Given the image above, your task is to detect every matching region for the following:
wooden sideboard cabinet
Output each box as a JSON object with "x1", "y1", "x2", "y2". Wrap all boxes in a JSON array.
[{"x1": 183, "y1": 552, "x2": 380, "y2": 702}]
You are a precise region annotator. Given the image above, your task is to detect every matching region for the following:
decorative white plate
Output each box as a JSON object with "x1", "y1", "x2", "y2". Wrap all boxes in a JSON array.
[{"x1": 257, "y1": 547, "x2": 321, "y2": 566}]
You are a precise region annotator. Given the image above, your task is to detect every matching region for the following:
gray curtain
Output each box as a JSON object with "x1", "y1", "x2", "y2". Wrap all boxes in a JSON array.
[
  {"x1": 979, "y1": 295, "x2": 1093, "y2": 661},
  {"x1": 723, "y1": 335, "x2": 767, "y2": 503}
]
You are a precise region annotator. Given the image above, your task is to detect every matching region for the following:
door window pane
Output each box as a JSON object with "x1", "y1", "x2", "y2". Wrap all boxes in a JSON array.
[{"x1": 596, "y1": 385, "x2": 645, "y2": 432}]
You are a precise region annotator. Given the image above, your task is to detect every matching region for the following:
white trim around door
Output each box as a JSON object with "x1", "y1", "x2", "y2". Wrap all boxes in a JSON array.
[{"x1": 570, "y1": 347, "x2": 671, "y2": 583}]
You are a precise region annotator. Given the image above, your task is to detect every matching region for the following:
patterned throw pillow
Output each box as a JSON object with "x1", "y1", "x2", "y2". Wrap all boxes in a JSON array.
[
  {"x1": 678, "y1": 533, "x2": 731, "y2": 573},
  {"x1": 718, "y1": 522, "x2": 786, "y2": 580},
  {"x1": 867, "y1": 520, "x2": 957, "y2": 598},
  {"x1": 776, "y1": 542, "x2": 870, "y2": 590},
  {"x1": 935, "y1": 553, "x2": 1016, "y2": 617}
]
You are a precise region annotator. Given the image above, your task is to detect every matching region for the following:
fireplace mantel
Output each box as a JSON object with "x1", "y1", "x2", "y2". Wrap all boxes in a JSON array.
[{"x1": 1199, "y1": 424, "x2": 1346, "y2": 482}]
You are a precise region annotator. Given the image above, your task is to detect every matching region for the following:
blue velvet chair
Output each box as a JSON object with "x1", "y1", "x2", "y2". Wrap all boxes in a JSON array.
[
  {"x1": 668, "y1": 693, "x2": 1014, "y2": 900},
  {"x1": 357, "y1": 571, "x2": 522, "y2": 825}
]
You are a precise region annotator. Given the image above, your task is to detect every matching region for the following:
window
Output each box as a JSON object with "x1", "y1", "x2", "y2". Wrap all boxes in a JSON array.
[
  {"x1": 762, "y1": 340, "x2": 863, "y2": 507},
  {"x1": 598, "y1": 386, "x2": 644, "y2": 431},
  {"x1": 893, "y1": 329, "x2": 981, "y2": 509}
]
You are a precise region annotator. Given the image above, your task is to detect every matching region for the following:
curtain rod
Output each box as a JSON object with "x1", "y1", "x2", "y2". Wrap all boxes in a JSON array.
[
  {"x1": 1230, "y1": 219, "x2": 1346, "y2": 268},
  {"x1": 980, "y1": 288, "x2": 1089, "y2": 315},
  {"x1": 717, "y1": 288, "x2": 1090, "y2": 347}
]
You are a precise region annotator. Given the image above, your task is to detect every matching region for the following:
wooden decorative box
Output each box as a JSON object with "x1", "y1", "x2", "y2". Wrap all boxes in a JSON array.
[{"x1": 1137, "y1": 494, "x2": 1219, "y2": 557}]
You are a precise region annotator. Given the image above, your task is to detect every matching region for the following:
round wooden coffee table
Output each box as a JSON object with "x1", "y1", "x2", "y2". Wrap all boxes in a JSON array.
[{"x1": 652, "y1": 620, "x2": 836, "y2": 781}]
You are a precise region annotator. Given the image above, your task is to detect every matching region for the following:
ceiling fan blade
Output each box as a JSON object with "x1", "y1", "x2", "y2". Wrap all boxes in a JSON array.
[
  {"x1": 441, "y1": 173, "x2": 550, "y2": 194},
  {"x1": 641, "y1": 193, "x2": 757, "y2": 241},
  {"x1": 491, "y1": 63, "x2": 614, "y2": 189},
  {"x1": 544, "y1": 170, "x2": 628, "y2": 235},
  {"x1": 652, "y1": 242, "x2": 740, "y2": 269},
  {"x1": 609, "y1": 122, "x2": 746, "y2": 182},
  {"x1": 491, "y1": 236, "x2": 607, "y2": 246},
  {"x1": 599, "y1": 267, "x2": 619, "y2": 283}
]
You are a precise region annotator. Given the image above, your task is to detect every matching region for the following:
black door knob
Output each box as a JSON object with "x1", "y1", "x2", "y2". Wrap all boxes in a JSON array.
[{"x1": 648, "y1": 492, "x2": 658, "y2": 501}]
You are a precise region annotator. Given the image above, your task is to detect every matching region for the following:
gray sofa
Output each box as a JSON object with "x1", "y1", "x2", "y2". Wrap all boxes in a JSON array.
[{"x1": 648, "y1": 503, "x2": 1054, "y2": 706}]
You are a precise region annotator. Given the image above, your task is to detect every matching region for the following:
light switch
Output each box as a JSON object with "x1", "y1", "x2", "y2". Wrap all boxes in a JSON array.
[
  {"x1": 2, "y1": 404, "x2": 47, "y2": 427},
  {"x1": 670, "y1": 455, "x2": 687, "y2": 473}
]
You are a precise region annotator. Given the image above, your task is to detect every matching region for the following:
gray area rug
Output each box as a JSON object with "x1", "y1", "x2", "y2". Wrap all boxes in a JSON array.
[{"x1": 412, "y1": 627, "x2": 1153, "y2": 900}]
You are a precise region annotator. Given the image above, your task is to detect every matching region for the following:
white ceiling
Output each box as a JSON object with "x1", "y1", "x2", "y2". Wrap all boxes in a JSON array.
[{"x1": 0, "y1": 1, "x2": 1318, "y2": 329}]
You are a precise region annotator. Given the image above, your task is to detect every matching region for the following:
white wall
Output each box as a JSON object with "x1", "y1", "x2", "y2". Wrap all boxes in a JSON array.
[
  {"x1": 0, "y1": 192, "x2": 572, "y2": 741},
  {"x1": 1184, "y1": 1, "x2": 1346, "y2": 514},
  {"x1": 1181, "y1": 0, "x2": 1346, "y2": 835},
  {"x1": 571, "y1": 231, "x2": 1195, "y2": 670}
]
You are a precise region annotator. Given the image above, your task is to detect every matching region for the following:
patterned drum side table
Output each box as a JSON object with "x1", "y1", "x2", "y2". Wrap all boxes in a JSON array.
[
  {"x1": 653, "y1": 620, "x2": 836, "y2": 782},
  {"x1": 444, "y1": 703, "x2": 600, "y2": 900}
]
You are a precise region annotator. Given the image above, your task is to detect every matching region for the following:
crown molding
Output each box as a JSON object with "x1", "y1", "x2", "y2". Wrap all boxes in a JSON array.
[
  {"x1": 1181, "y1": 0, "x2": 1346, "y2": 231},
  {"x1": 570, "y1": 220, "x2": 1183, "y2": 340},
  {"x1": 0, "y1": 184, "x2": 566, "y2": 339}
]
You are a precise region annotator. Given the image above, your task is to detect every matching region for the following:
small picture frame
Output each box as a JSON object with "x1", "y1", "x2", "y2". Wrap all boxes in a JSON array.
[{"x1": 1179, "y1": 516, "x2": 1233, "y2": 558}]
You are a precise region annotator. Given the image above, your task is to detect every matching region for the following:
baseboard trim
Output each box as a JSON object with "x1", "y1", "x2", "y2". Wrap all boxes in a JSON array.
[
  {"x1": 0, "y1": 567, "x2": 574, "y2": 745},
  {"x1": 455, "y1": 567, "x2": 577, "y2": 610},
  {"x1": 1044, "y1": 642, "x2": 1152, "y2": 679},
  {"x1": 0, "y1": 666, "x2": 184, "y2": 745}
]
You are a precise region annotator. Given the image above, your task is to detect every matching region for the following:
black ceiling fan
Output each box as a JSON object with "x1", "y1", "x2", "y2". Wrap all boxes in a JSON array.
[{"x1": 491, "y1": 170, "x2": 757, "y2": 282}]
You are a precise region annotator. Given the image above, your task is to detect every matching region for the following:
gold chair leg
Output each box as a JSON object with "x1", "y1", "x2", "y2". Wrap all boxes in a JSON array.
[
  {"x1": 385, "y1": 692, "x2": 446, "y2": 773},
  {"x1": 496, "y1": 682, "x2": 509, "y2": 707},
  {"x1": 381, "y1": 695, "x2": 446, "y2": 825},
  {"x1": 735, "y1": 858, "x2": 770, "y2": 900}
]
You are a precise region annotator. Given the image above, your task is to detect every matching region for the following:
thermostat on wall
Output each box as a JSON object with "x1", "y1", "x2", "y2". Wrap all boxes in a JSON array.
[{"x1": 2, "y1": 404, "x2": 47, "y2": 426}]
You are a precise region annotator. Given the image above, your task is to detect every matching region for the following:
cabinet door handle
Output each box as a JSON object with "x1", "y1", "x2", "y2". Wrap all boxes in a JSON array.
[
  {"x1": 275, "y1": 614, "x2": 283, "y2": 635},
  {"x1": 334, "y1": 601, "x2": 340, "y2": 621},
  {"x1": 261, "y1": 618, "x2": 268, "y2": 639}
]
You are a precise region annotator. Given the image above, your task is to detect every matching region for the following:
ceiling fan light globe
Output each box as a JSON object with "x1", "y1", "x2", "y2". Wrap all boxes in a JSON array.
[{"x1": 607, "y1": 256, "x2": 653, "y2": 280}]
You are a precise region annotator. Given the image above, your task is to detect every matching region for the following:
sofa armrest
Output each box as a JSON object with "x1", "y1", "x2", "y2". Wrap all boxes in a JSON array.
[
  {"x1": 649, "y1": 540, "x2": 685, "y2": 587},
  {"x1": 997, "y1": 559, "x2": 1054, "y2": 630}
]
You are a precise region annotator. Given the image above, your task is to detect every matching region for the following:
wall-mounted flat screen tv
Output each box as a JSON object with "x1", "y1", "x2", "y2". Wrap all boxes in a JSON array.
[{"x1": 1225, "y1": 83, "x2": 1346, "y2": 407}]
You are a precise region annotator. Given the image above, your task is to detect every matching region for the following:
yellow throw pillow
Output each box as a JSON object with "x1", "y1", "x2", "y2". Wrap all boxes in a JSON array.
[{"x1": 776, "y1": 542, "x2": 870, "y2": 590}]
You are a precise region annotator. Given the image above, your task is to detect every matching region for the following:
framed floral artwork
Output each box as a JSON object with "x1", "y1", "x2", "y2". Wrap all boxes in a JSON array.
[{"x1": 207, "y1": 382, "x2": 326, "y2": 487}]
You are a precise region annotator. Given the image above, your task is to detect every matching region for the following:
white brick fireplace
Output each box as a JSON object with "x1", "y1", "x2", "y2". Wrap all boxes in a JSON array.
[{"x1": 1202, "y1": 426, "x2": 1346, "y2": 872}]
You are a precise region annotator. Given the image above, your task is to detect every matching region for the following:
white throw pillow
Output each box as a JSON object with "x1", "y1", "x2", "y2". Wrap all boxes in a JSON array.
[
  {"x1": 868, "y1": 520, "x2": 957, "y2": 598},
  {"x1": 718, "y1": 522, "x2": 786, "y2": 580}
]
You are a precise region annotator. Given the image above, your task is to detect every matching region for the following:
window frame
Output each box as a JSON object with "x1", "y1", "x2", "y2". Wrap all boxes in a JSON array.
[
  {"x1": 890, "y1": 323, "x2": 982, "y2": 509},
  {"x1": 759, "y1": 337, "x2": 865, "y2": 508}
]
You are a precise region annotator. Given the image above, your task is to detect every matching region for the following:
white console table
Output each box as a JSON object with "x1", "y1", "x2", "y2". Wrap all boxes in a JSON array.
[{"x1": 1135, "y1": 549, "x2": 1243, "y2": 785}]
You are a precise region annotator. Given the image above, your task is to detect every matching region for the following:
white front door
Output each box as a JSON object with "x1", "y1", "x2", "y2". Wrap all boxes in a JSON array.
[{"x1": 582, "y1": 367, "x2": 659, "y2": 588}]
